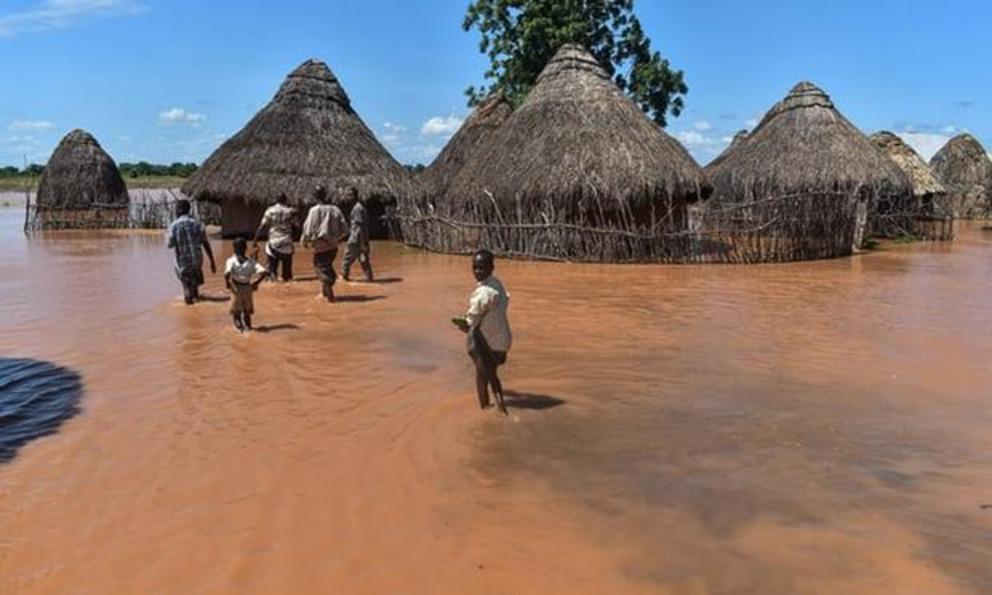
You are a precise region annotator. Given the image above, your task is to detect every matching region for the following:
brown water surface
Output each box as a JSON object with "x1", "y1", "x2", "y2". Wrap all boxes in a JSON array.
[{"x1": 1, "y1": 208, "x2": 991, "y2": 594}]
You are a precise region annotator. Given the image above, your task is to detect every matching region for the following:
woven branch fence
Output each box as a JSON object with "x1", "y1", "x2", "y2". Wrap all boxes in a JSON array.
[
  {"x1": 396, "y1": 191, "x2": 953, "y2": 264},
  {"x1": 24, "y1": 189, "x2": 221, "y2": 232}
]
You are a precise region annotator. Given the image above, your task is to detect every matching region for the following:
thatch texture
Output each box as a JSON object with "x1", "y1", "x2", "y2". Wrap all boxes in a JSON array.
[
  {"x1": 703, "y1": 82, "x2": 915, "y2": 257},
  {"x1": 869, "y1": 132, "x2": 946, "y2": 198},
  {"x1": 421, "y1": 93, "x2": 512, "y2": 198},
  {"x1": 400, "y1": 44, "x2": 709, "y2": 263},
  {"x1": 706, "y1": 129, "x2": 749, "y2": 170},
  {"x1": 182, "y1": 59, "x2": 416, "y2": 237},
  {"x1": 36, "y1": 129, "x2": 129, "y2": 210},
  {"x1": 930, "y1": 133, "x2": 992, "y2": 218}
]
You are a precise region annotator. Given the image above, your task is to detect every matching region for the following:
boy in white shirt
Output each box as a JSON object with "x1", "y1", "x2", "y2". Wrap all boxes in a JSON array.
[
  {"x1": 454, "y1": 249, "x2": 512, "y2": 414},
  {"x1": 224, "y1": 238, "x2": 270, "y2": 332}
]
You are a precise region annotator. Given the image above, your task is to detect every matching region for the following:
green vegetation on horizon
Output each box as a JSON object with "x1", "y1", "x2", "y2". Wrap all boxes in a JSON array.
[
  {"x1": 463, "y1": 0, "x2": 687, "y2": 126},
  {"x1": 0, "y1": 175, "x2": 191, "y2": 192}
]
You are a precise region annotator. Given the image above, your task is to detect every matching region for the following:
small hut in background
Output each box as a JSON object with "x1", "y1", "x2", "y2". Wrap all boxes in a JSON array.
[
  {"x1": 33, "y1": 129, "x2": 129, "y2": 229},
  {"x1": 704, "y1": 82, "x2": 912, "y2": 261},
  {"x1": 399, "y1": 44, "x2": 709, "y2": 263},
  {"x1": 183, "y1": 59, "x2": 415, "y2": 239},
  {"x1": 868, "y1": 131, "x2": 952, "y2": 240},
  {"x1": 420, "y1": 92, "x2": 512, "y2": 199},
  {"x1": 930, "y1": 133, "x2": 992, "y2": 218}
]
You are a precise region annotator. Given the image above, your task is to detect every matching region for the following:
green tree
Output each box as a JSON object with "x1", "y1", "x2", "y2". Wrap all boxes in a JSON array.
[{"x1": 463, "y1": 0, "x2": 687, "y2": 126}]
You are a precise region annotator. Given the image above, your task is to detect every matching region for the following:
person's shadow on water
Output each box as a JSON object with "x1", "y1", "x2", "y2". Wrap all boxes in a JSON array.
[
  {"x1": 335, "y1": 295, "x2": 386, "y2": 304},
  {"x1": 253, "y1": 323, "x2": 301, "y2": 334},
  {"x1": 502, "y1": 391, "x2": 566, "y2": 410}
]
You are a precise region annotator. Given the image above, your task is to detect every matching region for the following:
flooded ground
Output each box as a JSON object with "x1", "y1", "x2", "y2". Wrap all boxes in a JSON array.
[{"x1": 1, "y1": 206, "x2": 990, "y2": 594}]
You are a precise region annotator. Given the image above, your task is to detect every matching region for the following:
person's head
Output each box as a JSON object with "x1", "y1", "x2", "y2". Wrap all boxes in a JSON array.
[
  {"x1": 233, "y1": 237, "x2": 248, "y2": 257},
  {"x1": 313, "y1": 185, "x2": 328, "y2": 204},
  {"x1": 348, "y1": 188, "x2": 360, "y2": 205},
  {"x1": 176, "y1": 199, "x2": 192, "y2": 217},
  {"x1": 275, "y1": 193, "x2": 288, "y2": 206},
  {"x1": 472, "y1": 249, "x2": 495, "y2": 282}
]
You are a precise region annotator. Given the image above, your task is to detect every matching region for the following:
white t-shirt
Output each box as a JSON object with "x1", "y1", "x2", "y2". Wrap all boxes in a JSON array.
[
  {"x1": 465, "y1": 276, "x2": 512, "y2": 352},
  {"x1": 225, "y1": 255, "x2": 267, "y2": 284}
]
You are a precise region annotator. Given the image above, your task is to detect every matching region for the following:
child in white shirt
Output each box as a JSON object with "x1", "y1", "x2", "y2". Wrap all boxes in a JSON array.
[{"x1": 224, "y1": 238, "x2": 269, "y2": 332}]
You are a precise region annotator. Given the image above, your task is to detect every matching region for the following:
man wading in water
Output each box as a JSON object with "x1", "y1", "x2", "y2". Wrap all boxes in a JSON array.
[
  {"x1": 301, "y1": 186, "x2": 348, "y2": 302},
  {"x1": 342, "y1": 189, "x2": 374, "y2": 282},
  {"x1": 167, "y1": 199, "x2": 216, "y2": 305},
  {"x1": 253, "y1": 193, "x2": 296, "y2": 282},
  {"x1": 454, "y1": 250, "x2": 512, "y2": 414}
]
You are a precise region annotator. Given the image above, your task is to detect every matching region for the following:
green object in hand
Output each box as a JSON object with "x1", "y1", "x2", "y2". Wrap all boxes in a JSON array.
[{"x1": 451, "y1": 317, "x2": 468, "y2": 328}]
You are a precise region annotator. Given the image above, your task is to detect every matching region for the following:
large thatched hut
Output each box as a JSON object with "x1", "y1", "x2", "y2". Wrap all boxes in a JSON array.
[
  {"x1": 420, "y1": 93, "x2": 512, "y2": 199},
  {"x1": 400, "y1": 44, "x2": 709, "y2": 262},
  {"x1": 929, "y1": 133, "x2": 992, "y2": 218},
  {"x1": 704, "y1": 82, "x2": 912, "y2": 260},
  {"x1": 34, "y1": 129, "x2": 129, "y2": 229},
  {"x1": 183, "y1": 59, "x2": 415, "y2": 239},
  {"x1": 868, "y1": 131, "x2": 952, "y2": 239}
]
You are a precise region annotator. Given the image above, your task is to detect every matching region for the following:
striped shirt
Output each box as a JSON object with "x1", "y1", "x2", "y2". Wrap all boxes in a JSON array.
[{"x1": 166, "y1": 215, "x2": 204, "y2": 274}]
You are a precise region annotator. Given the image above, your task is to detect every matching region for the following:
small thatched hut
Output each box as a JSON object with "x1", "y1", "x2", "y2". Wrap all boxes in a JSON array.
[
  {"x1": 704, "y1": 82, "x2": 912, "y2": 260},
  {"x1": 35, "y1": 129, "x2": 129, "y2": 229},
  {"x1": 400, "y1": 44, "x2": 709, "y2": 262},
  {"x1": 868, "y1": 131, "x2": 952, "y2": 239},
  {"x1": 706, "y1": 129, "x2": 749, "y2": 170},
  {"x1": 930, "y1": 133, "x2": 992, "y2": 218},
  {"x1": 183, "y1": 59, "x2": 415, "y2": 239},
  {"x1": 420, "y1": 93, "x2": 512, "y2": 199}
]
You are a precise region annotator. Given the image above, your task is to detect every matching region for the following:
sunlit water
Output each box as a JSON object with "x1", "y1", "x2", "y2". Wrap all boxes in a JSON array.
[{"x1": 0, "y1": 206, "x2": 990, "y2": 594}]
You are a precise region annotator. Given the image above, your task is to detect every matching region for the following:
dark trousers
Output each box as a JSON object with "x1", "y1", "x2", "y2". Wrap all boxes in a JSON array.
[
  {"x1": 342, "y1": 242, "x2": 373, "y2": 281},
  {"x1": 176, "y1": 268, "x2": 204, "y2": 305},
  {"x1": 266, "y1": 250, "x2": 293, "y2": 281},
  {"x1": 313, "y1": 249, "x2": 338, "y2": 298}
]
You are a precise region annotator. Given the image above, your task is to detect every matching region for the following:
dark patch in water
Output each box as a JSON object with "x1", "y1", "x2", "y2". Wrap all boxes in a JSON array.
[{"x1": 0, "y1": 358, "x2": 83, "y2": 462}]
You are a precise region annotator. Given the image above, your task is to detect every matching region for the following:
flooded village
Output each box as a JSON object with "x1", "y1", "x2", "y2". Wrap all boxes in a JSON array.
[{"x1": 2, "y1": 2, "x2": 992, "y2": 594}]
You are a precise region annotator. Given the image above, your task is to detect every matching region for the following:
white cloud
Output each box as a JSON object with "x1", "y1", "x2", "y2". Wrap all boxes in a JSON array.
[
  {"x1": 158, "y1": 107, "x2": 206, "y2": 127},
  {"x1": 675, "y1": 130, "x2": 720, "y2": 148},
  {"x1": 9, "y1": 119, "x2": 53, "y2": 131},
  {"x1": 693, "y1": 120, "x2": 712, "y2": 132},
  {"x1": 941, "y1": 125, "x2": 957, "y2": 134},
  {"x1": 0, "y1": 0, "x2": 144, "y2": 37},
  {"x1": 421, "y1": 115, "x2": 463, "y2": 138},
  {"x1": 896, "y1": 131, "x2": 951, "y2": 161},
  {"x1": 744, "y1": 118, "x2": 759, "y2": 129}
]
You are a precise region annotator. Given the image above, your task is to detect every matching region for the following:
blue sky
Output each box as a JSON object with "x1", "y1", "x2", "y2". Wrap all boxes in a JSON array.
[{"x1": 0, "y1": 0, "x2": 989, "y2": 168}]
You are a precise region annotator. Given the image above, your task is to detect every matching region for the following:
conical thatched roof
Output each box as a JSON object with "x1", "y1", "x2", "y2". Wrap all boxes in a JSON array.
[
  {"x1": 929, "y1": 133, "x2": 992, "y2": 217},
  {"x1": 868, "y1": 131, "x2": 946, "y2": 197},
  {"x1": 445, "y1": 44, "x2": 709, "y2": 212},
  {"x1": 36, "y1": 129, "x2": 128, "y2": 209},
  {"x1": 706, "y1": 82, "x2": 911, "y2": 201},
  {"x1": 421, "y1": 93, "x2": 512, "y2": 197},
  {"x1": 183, "y1": 59, "x2": 415, "y2": 206},
  {"x1": 706, "y1": 129, "x2": 749, "y2": 169}
]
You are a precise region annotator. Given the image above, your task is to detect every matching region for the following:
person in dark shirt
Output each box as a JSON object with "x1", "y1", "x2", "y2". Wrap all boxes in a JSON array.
[{"x1": 166, "y1": 199, "x2": 216, "y2": 304}]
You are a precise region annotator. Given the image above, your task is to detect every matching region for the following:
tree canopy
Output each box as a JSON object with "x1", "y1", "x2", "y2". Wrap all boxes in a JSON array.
[{"x1": 463, "y1": 0, "x2": 687, "y2": 127}]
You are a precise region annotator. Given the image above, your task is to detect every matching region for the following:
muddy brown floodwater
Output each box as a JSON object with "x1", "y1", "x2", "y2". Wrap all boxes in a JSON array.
[{"x1": 1, "y1": 207, "x2": 991, "y2": 594}]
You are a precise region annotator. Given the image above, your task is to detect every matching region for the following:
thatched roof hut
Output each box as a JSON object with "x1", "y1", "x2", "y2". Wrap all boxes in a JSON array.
[
  {"x1": 704, "y1": 82, "x2": 912, "y2": 257},
  {"x1": 36, "y1": 129, "x2": 129, "y2": 210},
  {"x1": 407, "y1": 44, "x2": 708, "y2": 262},
  {"x1": 930, "y1": 133, "x2": 992, "y2": 218},
  {"x1": 421, "y1": 93, "x2": 512, "y2": 198},
  {"x1": 706, "y1": 129, "x2": 749, "y2": 170},
  {"x1": 869, "y1": 131, "x2": 948, "y2": 216},
  {"x1": 183, "y1": 58, "x2": 415, "y2": 238}
]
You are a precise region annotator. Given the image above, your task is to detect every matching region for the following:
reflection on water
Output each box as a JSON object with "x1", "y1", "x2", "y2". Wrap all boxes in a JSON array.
[
  {"x1": 0, "y1": 358, "x2": 83, "y2": 462},
  {"x1": 0, "y1": 208, "x2": 991, "y2": 594}
]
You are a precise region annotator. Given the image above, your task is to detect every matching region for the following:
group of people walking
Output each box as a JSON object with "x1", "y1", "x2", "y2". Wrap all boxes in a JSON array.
[
  {"x1": 166, "y1": 185, "x2": 376, "y2": 330},
  {"x1": 167, "y1": 191, "x2": 513, "y2": 414}
]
